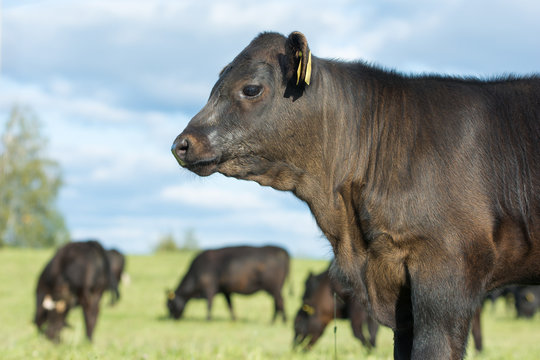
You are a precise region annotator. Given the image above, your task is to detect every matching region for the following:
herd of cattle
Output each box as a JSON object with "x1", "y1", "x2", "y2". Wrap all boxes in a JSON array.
[{"x1": 34, "y1": 240, "x2": 540, "y2": 352}]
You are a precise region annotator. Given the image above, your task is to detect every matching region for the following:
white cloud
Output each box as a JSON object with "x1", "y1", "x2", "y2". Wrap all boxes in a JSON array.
[
  {"x1": 0, "y1": 77, "x2": 130, "y2": 123},
  {"x1": 238, "y1": 207, "x2": 320, "y2": 239},
  {"x1": 160, "y1": 182, "x2": 271, "y2": 211},
  {"x1": 208, "y1": 2, "x2": 291, "y2": 29}
]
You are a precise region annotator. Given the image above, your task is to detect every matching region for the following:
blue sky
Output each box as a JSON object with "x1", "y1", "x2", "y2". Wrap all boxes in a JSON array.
[{"x1": 1, "y1": 0, "x2": 539, "y2": 258}]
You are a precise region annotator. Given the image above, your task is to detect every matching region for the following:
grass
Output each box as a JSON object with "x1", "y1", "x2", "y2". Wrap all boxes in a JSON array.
[{"x1": 0, "y1": 248, "x2": 539, "y2": 359}]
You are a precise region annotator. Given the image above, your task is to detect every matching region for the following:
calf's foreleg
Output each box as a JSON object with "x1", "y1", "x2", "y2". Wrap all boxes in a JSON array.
[{"x1": 401, "y1": 257, "x2": 487, "y2": 360}]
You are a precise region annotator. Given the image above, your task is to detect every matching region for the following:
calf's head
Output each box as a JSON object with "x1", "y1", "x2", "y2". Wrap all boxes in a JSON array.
[{"x1": 172, "y1": 31, "x2": 319, "y2": 190}]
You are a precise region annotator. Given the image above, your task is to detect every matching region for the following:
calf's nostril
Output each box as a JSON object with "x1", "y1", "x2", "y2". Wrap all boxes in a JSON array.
[
  {"x1": 178, "y1": 138, "x2": 189, "y2": 153},
  {"x1": 171, "y1": 136, "x2": 189, "y2": 157},
  {"x1": 171, "y1": 136, "x2": 191, "y2": 167}
]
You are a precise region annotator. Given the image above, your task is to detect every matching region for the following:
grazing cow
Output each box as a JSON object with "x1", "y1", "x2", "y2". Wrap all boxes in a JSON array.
[
  {"x1": 293, "y1": 266, "x2": 378, "y2": 351},
  {"x1": 167, "y1": 245, "x2": 289, "y2": 322},
  {"x1": 106, "y1": 249, "x2": 125, "y2": 303},
  {"x1": 34, "y1": 240, "x2": 118, "y2": 342},
  {"x1": 171, "y1": 31, "x2": 540, "y2": 359}
]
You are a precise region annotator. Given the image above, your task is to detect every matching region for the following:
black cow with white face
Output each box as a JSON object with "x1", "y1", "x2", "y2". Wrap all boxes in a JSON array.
[{"x1": 34, "y1": 240, "x2": 118, "y2": 342}]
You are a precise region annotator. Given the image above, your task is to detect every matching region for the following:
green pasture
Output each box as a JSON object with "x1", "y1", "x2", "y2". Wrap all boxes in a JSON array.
[{"x1": 0, "y1": 248, "x2": 539, "y2": 359}]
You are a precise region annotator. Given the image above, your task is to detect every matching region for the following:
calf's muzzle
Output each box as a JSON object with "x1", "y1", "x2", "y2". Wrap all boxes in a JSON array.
[{"x1": 171, "y1": 129, "x2": 220, "y2": 176}]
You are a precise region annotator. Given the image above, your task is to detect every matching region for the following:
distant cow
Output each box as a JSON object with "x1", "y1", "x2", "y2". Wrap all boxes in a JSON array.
[
  {"x1": 34, "y1": 240, "x2": 118, "y2": 342},
  {"x1": 468, "y1": 285, "x2": 540, "y2": 352},
  {"x1": 172, "y1": 31, "x2": 540, "y2": 359},
  {"x1": 294, "y1": 266, "x2": 378, "y2": 351},
  {"x1": 106, "y1": 249, "x2": 125, "y2": 303},
  {"x1": 167, "y1": 245, "x2": 289, "y2": 322},
  {"x1": 514, "y1": 285, "x2": 540, "y2": 318}
]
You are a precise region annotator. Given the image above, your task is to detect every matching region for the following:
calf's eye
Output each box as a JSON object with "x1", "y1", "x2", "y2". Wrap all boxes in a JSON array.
[{"x1": 242, "y1": 85, "x2": 263, "y2": 98}]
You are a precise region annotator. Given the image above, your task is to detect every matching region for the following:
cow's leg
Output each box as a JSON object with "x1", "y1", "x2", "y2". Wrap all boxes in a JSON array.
[
  {"x1": 349, "y1": 305, "x2": 370, "y2": 348},
  {"x1": 205, "y1": 291, "x2": 216, "y2": 321},
  {"x1": 223, "y1": 292, "x2": 236, "y2": 321},
  {"x1": 270, "y1": 290, "x2": 286, "y2": 323},
  {"x1": 470, "y1": 305, "x2": 483, "y2": 352},
  {"x1": 410, "y1": 310, "x2": 472, "y2": 360},
  {"x1": 81, "y1": 292, "x2": 101, "y2": 341},
  {"x1": 366, "y1": 313, "x2": 379, "y2": 348}
]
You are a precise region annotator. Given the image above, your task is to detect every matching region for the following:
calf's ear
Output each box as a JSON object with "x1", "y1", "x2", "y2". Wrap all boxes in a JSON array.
[{"x1": 286, "y1": 31, "x2": 312, "y2": 86}]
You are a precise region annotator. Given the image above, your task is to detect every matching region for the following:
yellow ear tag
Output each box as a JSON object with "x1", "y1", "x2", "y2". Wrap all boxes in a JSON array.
[
  {"x1": 295, "y1": 51, "x2": 312, "y2": 86},
  {"x1": 302, "y1": 303, "x2": 315, "y2": 315},
  {"x1": 168, "y1": 291, "x2": 176, "y2": 300},
  {"x1": 296, "y1": 51, "x2": 303, "y2": 85},
  {"x1": 305, "y1": 51, "x2": 312, "y2": 85}
]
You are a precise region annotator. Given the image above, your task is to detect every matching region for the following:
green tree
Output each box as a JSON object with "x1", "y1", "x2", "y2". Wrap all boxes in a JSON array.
[
  {"x1": 154, "y1": 232, "x2": 179, "y2": 253},
  {"x1": 181, "y1": 228, "x2": 199, "y2": 251},
  {"x1": 0, "y1": 106, "x2": 69, "y2": 247},
  {"x1": 153, "y1": 229, "x2": 199, "y2": 253}
]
